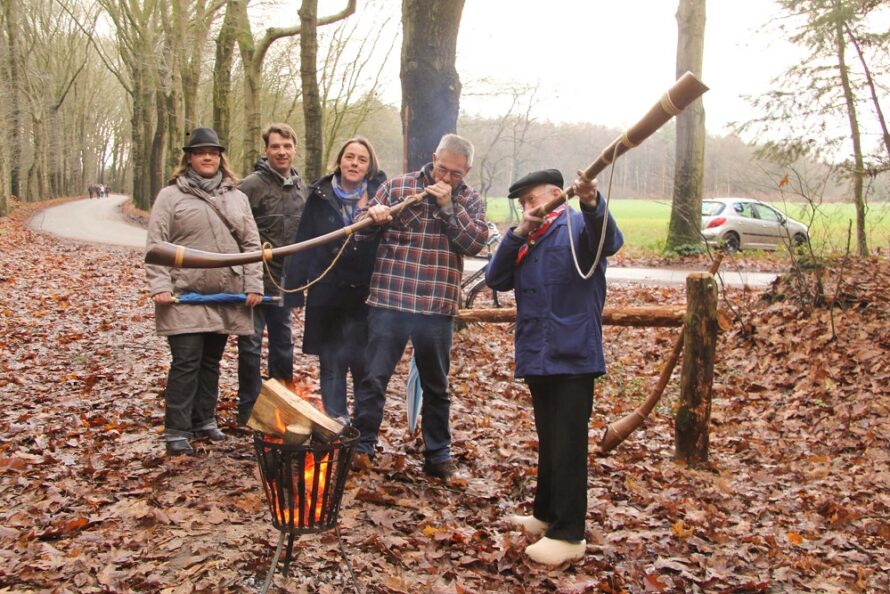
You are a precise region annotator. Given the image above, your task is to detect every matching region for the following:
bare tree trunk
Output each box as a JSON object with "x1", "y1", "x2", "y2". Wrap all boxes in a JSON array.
[
  {"x1": 236, "y1": 0, "x2": 355, "y2": 173},
  {"x1": 300, "y1": 0, "x2": 323, "y2": 180},
  {"x1": 844, "y1": 22, "x2": 890, "y2": 160},
  {"x1": 835, "y1": 12, "x2": 867, "y2": 255},
  {"x1": 400, "y1": 0, "x2": 464, "y2": 171},
  {"x1": 3, "y1": 0, "x2": 23, "y2": 200},
  {"x1": 150, "y1": 88, "x2": 167, "y2": 201},
  {"x1": 666, "y1": 0, "x2": 706, "y2": 252},
  {"x1": 213, "y1": 0, "x2": 239, "y2": 146}
]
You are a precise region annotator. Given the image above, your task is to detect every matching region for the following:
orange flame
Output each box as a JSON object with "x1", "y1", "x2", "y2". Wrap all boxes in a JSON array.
[{"x1": 272, "y1": 450, "x2": 331, "y2": 526}]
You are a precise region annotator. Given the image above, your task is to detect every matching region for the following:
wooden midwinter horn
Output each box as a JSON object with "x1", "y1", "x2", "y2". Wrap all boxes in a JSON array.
[
  {"x1": 599, "y1": 253, "x2": 724, "y2": 454},
  {"x1": 144, "y1": 191, "x2": 429, "y2": 269},
  {"x1": 532, "y1": 71, "x2": 709, "y2": 218}
]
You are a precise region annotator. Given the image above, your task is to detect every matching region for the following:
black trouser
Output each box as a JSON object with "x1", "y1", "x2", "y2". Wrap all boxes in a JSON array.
[
  {"x1": 165, "y1": 333, "x2": 228, "y2": 440},
  {"x1": 527, "y1": 374, "x2": 595, "y2": 542}
]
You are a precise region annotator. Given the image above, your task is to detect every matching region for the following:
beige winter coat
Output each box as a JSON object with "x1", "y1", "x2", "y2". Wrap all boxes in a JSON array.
[{"x1": 145, "y1": 176, "x2": 264, "y2": 336}]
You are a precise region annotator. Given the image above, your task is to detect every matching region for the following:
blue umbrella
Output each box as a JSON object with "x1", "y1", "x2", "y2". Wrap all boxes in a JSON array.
[
  {"x1": 173, "y1": 292, "x2": 280, "y2": 304},
  {"x1": 406, "y1": 354, "x2": 423, "y2": 434}
]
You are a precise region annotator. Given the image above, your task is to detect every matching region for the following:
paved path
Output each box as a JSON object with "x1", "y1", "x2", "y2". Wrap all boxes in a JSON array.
[
  {"x1": 32, "y1": 196, "x2": 778, "y2": 288},
  {"x1": 30, "y1": 194, "x2": 147, "y2": 249}
]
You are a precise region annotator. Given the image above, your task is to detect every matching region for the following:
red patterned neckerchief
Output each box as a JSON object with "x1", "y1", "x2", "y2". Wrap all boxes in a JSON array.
[{"x1": 515, "y1": 205, "x2": 566, "y2": 265}]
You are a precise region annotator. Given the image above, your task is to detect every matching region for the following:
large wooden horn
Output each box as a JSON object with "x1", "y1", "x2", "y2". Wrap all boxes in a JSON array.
[
  {"x1": 533, "y1": 71, "x2": 708, "y2": 217},
  {"x1": 144, "y1": 191, "x2": 428, "y2": 269},
  {"x1": 599, "y1": 253, "x2": 724, "y2": 454}
]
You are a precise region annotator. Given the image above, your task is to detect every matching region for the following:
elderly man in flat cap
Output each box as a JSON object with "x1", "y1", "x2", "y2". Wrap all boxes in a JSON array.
[{"x1": 485, "y1": 169, "x2": 624, "y2": 565}]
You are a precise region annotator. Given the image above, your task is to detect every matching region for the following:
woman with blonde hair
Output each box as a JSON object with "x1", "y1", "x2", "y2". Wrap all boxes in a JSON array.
[{"x1": 145, "y1": 127, "x2": 264, "y2": 456}]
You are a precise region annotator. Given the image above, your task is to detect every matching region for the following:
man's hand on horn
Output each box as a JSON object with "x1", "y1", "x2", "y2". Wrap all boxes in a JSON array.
[
  {"x1": 367, "y1": 204, "x2": 393, "y2": 225},
  {"x1": 573, "y1": 172, "x2": 599, "y2": 207}
]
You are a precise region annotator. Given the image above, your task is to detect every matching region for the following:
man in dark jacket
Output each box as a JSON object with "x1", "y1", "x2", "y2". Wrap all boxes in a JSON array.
[
  {"x1": 485, "y1": 169, "x2": 623, "y2": 566},
  {"x1": 236, "y1": 123, "x2": 307, "y2": 424}
]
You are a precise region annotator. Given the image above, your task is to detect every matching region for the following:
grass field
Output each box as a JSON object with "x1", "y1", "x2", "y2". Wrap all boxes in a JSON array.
[{"x1": 484, "y1": 197, "x2": 890, "y2": 253}]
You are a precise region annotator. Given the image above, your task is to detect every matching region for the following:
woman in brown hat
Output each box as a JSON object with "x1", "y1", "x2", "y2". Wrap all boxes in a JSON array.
[{"x1": 145, "y1": 127, "x2": 264, "y2": 456}]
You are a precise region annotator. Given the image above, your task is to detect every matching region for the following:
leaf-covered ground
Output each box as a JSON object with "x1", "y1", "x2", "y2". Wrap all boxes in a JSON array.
[{"x1": 1, "y1": 201, "x2": 887, "y2": 593}]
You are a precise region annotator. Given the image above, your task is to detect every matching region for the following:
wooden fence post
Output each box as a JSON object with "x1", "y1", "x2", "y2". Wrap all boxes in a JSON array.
[{"x1": 675, "y1": 272, "x2": 718, "y2": 466}]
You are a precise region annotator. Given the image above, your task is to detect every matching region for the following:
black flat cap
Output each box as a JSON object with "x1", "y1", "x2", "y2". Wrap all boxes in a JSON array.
[
  {"x1": 507, "y1": 168, "x2": 563, "y2": 198},
  {"x1": 183, "y1": 127, "x2": 226, "y2": 152}
]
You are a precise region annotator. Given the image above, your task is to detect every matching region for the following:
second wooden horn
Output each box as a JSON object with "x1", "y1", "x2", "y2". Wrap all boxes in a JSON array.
[
  {"x1": 533, "y1": 71, "x2": 708, "y2": 217},
  {"x1": 144, "y1": 191, "x2": 427, "y2": 269},
  {"x1": 599, "y1": 253, "x2": 724, "y2": 454}
]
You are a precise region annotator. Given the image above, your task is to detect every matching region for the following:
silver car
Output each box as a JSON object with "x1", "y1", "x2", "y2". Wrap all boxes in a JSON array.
[{"x1": 701, "y1": 198, "x2": 809, "y2": 252}]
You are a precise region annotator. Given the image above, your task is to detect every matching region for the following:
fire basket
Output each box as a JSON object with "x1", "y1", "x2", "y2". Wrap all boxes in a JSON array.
[{"x1": 253, "y1": 426, "x2": 359, "y2": 593}]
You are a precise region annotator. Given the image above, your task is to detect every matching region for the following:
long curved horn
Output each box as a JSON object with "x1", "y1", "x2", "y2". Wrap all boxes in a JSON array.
[
  {"x1": 599, "y1": 253, "x2": 724, "y2": 454},
  {"x1": 145, "y1": 191, "x2": 428, "y2": 268},
  {"x1": 533, "y1": 71, "x2": 708, "y2": 217}
]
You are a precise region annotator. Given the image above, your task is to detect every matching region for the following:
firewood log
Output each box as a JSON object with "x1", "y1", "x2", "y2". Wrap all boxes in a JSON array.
[{"x1": 247, "y1": 379, "x2": 344, "y2": 442}]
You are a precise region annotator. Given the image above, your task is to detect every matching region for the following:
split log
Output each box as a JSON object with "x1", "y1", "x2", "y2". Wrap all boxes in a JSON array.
[
  {"x1": 674, "y1": 273, "x2": 718, "y2": 466},
  {"x1": 246, "y1": 379, "x2": 344, "y2": 442},
  {"x1": 458, "y1": 305, "x2": 687, "y2": 327}
]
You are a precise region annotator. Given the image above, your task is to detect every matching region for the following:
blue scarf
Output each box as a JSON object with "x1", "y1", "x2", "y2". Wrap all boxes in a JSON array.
[{"x1": 332, "y1": 174, "x2": 367, "y2": 225}]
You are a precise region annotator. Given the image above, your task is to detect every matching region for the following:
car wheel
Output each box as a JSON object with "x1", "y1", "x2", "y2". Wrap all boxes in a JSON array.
[
  {"x1": 793, "y1": 232, "x2": 808, "y2": 247},
  {"x1": 722, "y1": 232, "x2": 741, "y2": 253}
]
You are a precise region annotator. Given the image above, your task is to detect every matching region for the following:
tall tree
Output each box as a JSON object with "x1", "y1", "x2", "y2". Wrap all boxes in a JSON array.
[
  {"x1": 735, "y1": 0, "x2": 888, "y2": 256},
  {"x1": 231, "y1": 0, "x2": 355, "y2": 173},
  {"x1": 400, "y1": 0, "x2": 464, "y2": 171},
  {"x1": 2, "y1": 0, "x2": 23, "y2": 200},
  {"x1": 300, "y1": 0, "x2": 323, "y2": 181},
  {"x1": 666, "y1": 0, "x2": 707, "y2": 253}
]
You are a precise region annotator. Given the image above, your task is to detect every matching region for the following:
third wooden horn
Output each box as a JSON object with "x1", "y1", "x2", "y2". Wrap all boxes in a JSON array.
[
  {"x1": 599, "y1": 253, "x2": 724, "y2": 454},
  {"x1": 533, "y1": 71, "x2": 708, "y2": 217}
]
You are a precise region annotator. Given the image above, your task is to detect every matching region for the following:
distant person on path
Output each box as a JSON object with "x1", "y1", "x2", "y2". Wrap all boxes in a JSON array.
[
  {"x1": 283, "y1": 137, "x2": 386, "y2": 423},
  {"x1": 351, "y1": 133, "x2": 489, "y2": 480},
  {"x1": 88, "y1": 185, "x2": 96, "y2": 199},
  {"x1": 145, "y1": 127, "x2": 264, "y2": 456},
  {"x1": 235, "y1": 123, "x2": 306, "y2": 425},
  {"x1": 485, "y1": 169, "x2": 624, "y2": 565}
]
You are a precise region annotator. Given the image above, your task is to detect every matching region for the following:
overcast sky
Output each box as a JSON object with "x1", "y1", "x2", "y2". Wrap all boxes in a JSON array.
[{"x1": 295, "y1": 1, "x2": 805, "y2": 134}]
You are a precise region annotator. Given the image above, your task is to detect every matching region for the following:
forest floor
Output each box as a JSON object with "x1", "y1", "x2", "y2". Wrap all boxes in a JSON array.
[{"x1": 1, "y1": 200, "x2": 887, "y2": 593}]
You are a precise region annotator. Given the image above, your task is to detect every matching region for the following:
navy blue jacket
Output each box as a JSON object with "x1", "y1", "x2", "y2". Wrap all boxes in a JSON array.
[
  {"x1": 485, "y1": 196, "x2": 623, "y2": 378},
  {"x1": 283, "y1": 171, "x2": 386, "y2": 308}
]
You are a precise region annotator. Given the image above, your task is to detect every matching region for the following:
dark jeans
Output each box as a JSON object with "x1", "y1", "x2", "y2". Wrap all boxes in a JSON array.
[
  {"x1": 353, "y1": 307, "x2": 453, "y2": 463},
  {"x1": 237, "y1": 303, "x2": 294, "y2": 416},
  {"x1": 165, "y1": 333, "x2": 228, "y2": 440},
  {"x1": 527, "y1": 374, "x2": 595, "y2": 542},
  {"x1": 306, "y1": 292, "x2": 370, "y2": 423},
  {"x1": 319, "y1": 341, "x2": 368, "y2": 424}
]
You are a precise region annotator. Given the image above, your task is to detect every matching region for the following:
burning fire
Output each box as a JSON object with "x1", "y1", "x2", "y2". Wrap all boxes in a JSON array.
[{"x1": 269, "y1": 449, "x2": 331, "y2": 527}]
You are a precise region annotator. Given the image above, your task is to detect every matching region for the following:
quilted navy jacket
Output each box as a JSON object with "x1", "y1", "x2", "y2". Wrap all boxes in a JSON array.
[{"x1": 485, "y1": 197, "x2": 623, "y2": 378}]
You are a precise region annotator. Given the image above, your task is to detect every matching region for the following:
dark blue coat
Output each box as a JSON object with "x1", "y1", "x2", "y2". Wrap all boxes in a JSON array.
[
  {"x1": 485, "y1": 197, "x2": 623, "y2": 378},
  {"x1": 282, "y1": 171, "x2": 386, "y2": 309}
]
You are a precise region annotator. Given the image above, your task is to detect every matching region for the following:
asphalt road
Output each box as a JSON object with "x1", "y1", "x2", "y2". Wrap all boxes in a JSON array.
[
  {"x1": 32, "y1": 196, "x2": 778, "y2": 288},
  {"x1": 30, "y1": 194, "x2": 147, "y2": 249}
]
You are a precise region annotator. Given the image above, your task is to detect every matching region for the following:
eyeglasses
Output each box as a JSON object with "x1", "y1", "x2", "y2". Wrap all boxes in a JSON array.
[
  {"x1": 519, "y1": 190, "x2": 551, "y2": 209},
  {"x1": 434, "y1": 164, "x2": 466, "y2": 182}
]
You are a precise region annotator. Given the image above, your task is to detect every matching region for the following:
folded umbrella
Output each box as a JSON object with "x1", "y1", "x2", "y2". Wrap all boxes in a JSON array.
[
  {"x1": 406, "y1": 354, "x2": 423, "y2": 434},
  {"x1": 172, "y1": 292, "x2": 280, "y2": 304}
]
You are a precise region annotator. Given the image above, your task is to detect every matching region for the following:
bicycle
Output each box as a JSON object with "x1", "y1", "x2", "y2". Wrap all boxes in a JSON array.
[{"x1": 461, "y1": 221, "x2": 514, "y2": 309}]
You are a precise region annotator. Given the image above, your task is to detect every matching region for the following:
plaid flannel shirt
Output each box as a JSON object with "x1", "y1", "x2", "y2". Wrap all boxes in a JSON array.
[{"x1": 357, "y1": 165, "x2": 488, "y2": 316}]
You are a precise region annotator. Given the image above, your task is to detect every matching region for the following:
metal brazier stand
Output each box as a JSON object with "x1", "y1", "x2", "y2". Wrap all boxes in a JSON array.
[{"x1": 253, "y1": 426, "x2": 359, "y2": 593}]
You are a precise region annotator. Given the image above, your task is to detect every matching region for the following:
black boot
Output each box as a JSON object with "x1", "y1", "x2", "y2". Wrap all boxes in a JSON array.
[
  {"x1": 196, "y1": 427, "x2": 226, "y2": 441},
  {"x1": 166, "y1": 439, "x2": 194, "y2": 456}
]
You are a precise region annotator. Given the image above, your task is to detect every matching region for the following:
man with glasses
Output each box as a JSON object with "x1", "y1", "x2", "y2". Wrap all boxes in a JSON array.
[
  {"x1": 351, "y1": 133, "x2": 488, "y2": 480},
  {"x1": 485, "y1": 169, "x2": 623, "y2": 565},
  {"x1": 235, "y1": 123, "x2": 307, "y2": 426}
]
